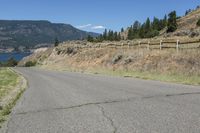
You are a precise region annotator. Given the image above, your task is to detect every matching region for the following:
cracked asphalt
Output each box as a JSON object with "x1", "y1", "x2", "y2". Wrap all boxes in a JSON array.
[{"x1": 3, "y1": 68, "x2": 200, "y2": 133}]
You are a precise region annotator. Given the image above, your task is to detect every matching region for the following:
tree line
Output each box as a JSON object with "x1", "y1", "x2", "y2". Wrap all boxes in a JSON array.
[
  {"x1": 123, "y1": 10, "x2": 177, "y2": 40},
  {"x1": 87, "y1": 29, "x2": 122, "y2": 42},
  {"x1": 87, "y1": 10, "x2": 178, "y2": 42},
  {"x1": 85, "y1": 5, "x2": 200, "y2": 42},
  {"x1": 185, "y1": 5, "x2": 200, "y2": 16}
]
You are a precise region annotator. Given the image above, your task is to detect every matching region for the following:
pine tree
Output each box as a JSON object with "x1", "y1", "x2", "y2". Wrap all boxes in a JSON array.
[
  {"x1": 139, "y1": 24, "x2": 145, "y2": 38},
  {"x1": 197, "y1": 19, "x2": 200, "y2": 26},
  {"x1": 111, "y1": 30, "x2": 114, "y2": 41},
  {"x1": 121, "y1": 28, "x2": 124, "y2": 33},
  {"x1": 118, "y1": 33, "x2": 121, "y2": 41},
  {"x1": 54, "y1": 37, "x2": 59, "y2": 47},
  {"x1": 167, "y1": 11, "x2": 177, "y2": 33},
  {"x1": 6, "y1": 57, "x2": 18, "y2": 67},
  {"x1": 162, "y1": 15, "x2": 168, "y2": 28},
  {"x1": 132, "y1": 21, "x2": 140, "y2": 39},
  {"x1": 114, "y1": 32, "x2": 118, "y2": 41},
  {"x1": 87, "y1": 35, "x2": 94, "y2": 42},
  {"x1": 103, "y1": 29, "x2": 107, "y2": 40},
  {"x1": 152, "y1": 17, "x2": 160, "y2": 30},
  {"x1": 127, "y1": 26, "x2": 133, "y2": 40},
  {"x1": 145, "y1": 18, "x2": 151, "y2": 31}
]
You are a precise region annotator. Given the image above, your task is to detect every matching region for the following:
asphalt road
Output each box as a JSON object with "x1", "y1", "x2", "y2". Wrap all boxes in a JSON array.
[{"x1": 3, "y1": 68, "x2": 200, "y2": 133}]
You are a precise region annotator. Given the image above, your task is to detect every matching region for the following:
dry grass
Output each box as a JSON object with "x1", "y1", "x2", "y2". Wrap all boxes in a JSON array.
[
  {"x1": 19, "y1": 43, "x2": 200, "y2": 85},
  {"x1": 0, "y1": 68, "x2": 19, "y2": 100},
  {"x1": 0, "y1": 68, "x2": 26, "y2": 127}
]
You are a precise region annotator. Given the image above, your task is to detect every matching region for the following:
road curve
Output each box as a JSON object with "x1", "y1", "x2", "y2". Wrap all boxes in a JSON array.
[{"x1": 3, "y1": 68, "x2": 200, "y2": 133}]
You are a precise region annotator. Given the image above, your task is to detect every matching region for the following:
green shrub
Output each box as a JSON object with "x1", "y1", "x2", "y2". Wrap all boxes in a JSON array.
[
  {"x1": 197, "y1": 19, "x2": 200, "y2": 26},
  {"x1": 25, "y1": 61, "x2": 36, "y2": 67},
  {"x1": 2, "y1": 58, "x2": 18, "y2": 67},
  {"x1": 112, "y1": 54, "x2": 123, "y2": 64}
]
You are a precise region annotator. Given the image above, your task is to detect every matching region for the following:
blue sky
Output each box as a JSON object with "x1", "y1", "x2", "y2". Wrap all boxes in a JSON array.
[{"x1": 0, "y1": 0, "x2": 200, "y2": 33}]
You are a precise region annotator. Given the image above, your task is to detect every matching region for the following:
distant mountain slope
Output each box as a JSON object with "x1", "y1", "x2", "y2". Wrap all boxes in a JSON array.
[{"x1": 0, "y1": 20, "x2": 99, "y2": 49}]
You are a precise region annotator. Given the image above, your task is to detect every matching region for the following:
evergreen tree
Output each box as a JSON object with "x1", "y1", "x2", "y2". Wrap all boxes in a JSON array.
[
  {"x1": 95, "y1": 34, "x2": 103, "y2": 42},
  {"x1": 121, "y1": 28, "x2": 124, "y2": 32},
  {"x1": 139, "y1": 24, "x2": 145, "y2": 38},
  {"x1": 6, "y1": 57, "x2": 18, "y2": 67},
  {"x1": 127, "y1": 26, "x2": 133, "y2": 40},
  {"x1": 118, "y1": 33, "x2": 121, "y2": 41},
  {"x1": 167, "y1": 11, "x2": 177, "y2": 33},
  {"x1": 54, "y1": 37, "x2": 59, "y2": 47},
  {"x1": 162, "y1": 15, "x2": 168, "y2": 28},
  {"x1": 132, "y1": 21, "x2": 140, "y2": 38},
  {"x1": 87, "y1": 35, "x2": 94, "y2": 42},
  {"x1": 185, "y1": 10, "x2": 190, "y2": 16},
  {"x1": 114, "y1": 32, "x2": 118, "y2": 41},
  {"x1": 152, "y1": 17, "x2": 160, "y2": 30},
  {"x1": 103, "y1": 29, "x2": 107, "y2": 40},
  {"x1": 197, "y1": 19, "x2": 200, "y2": 26},
  {"x1": 108, "y1": 30, "x2": 114, "y2": 41},
  {"x1": 145, "y1": 18, "x2": 151, "y2": 31}
]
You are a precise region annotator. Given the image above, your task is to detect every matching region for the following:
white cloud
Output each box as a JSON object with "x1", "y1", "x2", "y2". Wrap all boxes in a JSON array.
[
  {"x1": 91, "y1": 25, "x2": 106, "y2": 29},
  {"x1": 76, "y1": 24, "x2": 106, "y2": 31},
  {"x1": 76, "y1": 24, "x2": 92, "y2": 29}
]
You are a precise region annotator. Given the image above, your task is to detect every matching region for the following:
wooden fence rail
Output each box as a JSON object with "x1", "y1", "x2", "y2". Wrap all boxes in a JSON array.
[{"x1": 72, "y1": 39, "x2": 200, "y2": 51}]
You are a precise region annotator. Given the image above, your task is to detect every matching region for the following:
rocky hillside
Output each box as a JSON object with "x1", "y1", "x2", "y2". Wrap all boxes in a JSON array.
[
  {"x1": 165, "y1": 8, "x2": 200, "y2": 37},
  {"x1": 121, "y1": 8, "x2": 200, "y2": 39},
  {"x1": 18, "y1": 41, "x2": 200, "y2": 84},
  {"x1": 0, "y1": 20, "x2": 99, "y2": 49}
]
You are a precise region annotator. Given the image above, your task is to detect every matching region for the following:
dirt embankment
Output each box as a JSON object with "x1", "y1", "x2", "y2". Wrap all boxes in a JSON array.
[{"x1": 18, "y1": 41, "x2": 200, "y2": 78}]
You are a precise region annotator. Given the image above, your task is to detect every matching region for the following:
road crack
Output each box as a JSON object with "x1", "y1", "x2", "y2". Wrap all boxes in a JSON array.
[
  {"x1": 165, "y1": 92, "x2": 200, "y2": 97},
  {"x1": 15, "y1": 100, "x2": 123, "y2": 116},
  {"x1": 14, "y1": 91, "x2": 200, "y2": 116},
  {"x1": 97, "y1": 105, "x2": 117, "y2": 133}
]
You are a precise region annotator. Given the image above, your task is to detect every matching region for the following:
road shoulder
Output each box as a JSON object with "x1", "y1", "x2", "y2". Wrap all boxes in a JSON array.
[{"x1": 0, "y1": 68, "x2": 27, "y2": 132}]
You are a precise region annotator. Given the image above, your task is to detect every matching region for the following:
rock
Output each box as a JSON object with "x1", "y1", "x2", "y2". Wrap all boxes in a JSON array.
[{"x1": 112, "y1": 54, "x2": 123, "y2": 64}]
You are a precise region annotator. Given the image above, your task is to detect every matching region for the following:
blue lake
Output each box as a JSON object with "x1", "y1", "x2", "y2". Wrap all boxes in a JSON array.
[{"x1": 0, "y1": 53, "x2": 31, "y2": 62}]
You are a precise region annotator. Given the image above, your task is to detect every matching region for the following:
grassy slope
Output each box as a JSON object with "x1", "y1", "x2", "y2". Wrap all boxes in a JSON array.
[
  {"x1": 31, "y1": 46, "x2": 200, "y2": 86},
  {"x1": 0, "y1": 68, "x2": 19, "y2": 100},
  {"x1": 0, "y1": 68, "x2": 25, "y2": 127},
  {"x1": 86, "y1": 68, "x2": 200, "y2": 86}
]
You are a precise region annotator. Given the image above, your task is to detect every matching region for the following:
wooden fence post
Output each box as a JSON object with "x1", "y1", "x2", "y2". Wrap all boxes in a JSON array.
[
  {"x1": 148, "y1": 41, "x2": 150, "y2": 50},
  {"x1": 138, "y1": 41, "x2": 141, "y2": 48},
  {"x1": 160, "y1": 40, "x2": 162, "y2": 50},
  {"x1": 176, "y1": 40, "x2": 179, "y2": 52}
]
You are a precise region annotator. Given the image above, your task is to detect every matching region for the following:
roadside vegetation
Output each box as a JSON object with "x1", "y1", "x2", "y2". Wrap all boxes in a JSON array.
[
  {"x1": 0, "y1": 58, "x2": 18, "y2": 67},
  {"x1": 197, "y1": 19, "x2": 200, "y2": 26},
  {"x1": 24, "y1": 46, "x2": 200, "y2": 86},
  {"x1": 0, "y1": 68, "x2": 26, "y2": 127},
  {"x1": 0, "y1": 68, "x2": 18, "y2": 100},
  {"x1": 24, "y1": 61, "x2": 36, "y2": 67}
]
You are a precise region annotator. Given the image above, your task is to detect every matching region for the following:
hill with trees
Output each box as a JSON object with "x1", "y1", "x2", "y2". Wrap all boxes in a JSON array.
[
  {"x1": 0, "y1": 20, "x2": 99, "y2": 50},
  {"x1": 88, "y1": 5, "x2": 200, "y2": 42}
]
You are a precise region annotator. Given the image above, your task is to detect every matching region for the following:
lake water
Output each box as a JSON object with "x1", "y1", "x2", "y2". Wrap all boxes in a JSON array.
[{"x1": 0, "y1": 53, "x2": 31, "y2": 62}]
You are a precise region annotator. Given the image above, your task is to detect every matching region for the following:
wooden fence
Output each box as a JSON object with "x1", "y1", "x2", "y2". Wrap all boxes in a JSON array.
[
  {"x1": 67, "y1": 39, "x2": 200, "y2": 51},
  {"x1": 96, "y1": 39, "x2": 200, "y2": 51}
]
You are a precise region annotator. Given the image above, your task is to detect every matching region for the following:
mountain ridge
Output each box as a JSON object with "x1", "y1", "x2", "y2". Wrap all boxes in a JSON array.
[{"x1": 0, "y1": 20, "x2": 99, "y2": 50}]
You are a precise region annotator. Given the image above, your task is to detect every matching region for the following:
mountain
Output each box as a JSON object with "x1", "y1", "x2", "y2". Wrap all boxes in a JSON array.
[{"x1": 0, "y1": 20, "x2": 99, "y2": 49}]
